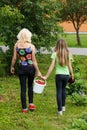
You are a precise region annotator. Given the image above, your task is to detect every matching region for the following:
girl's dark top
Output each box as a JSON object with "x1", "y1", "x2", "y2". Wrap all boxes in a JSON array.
[{"x1": 16, "y1": 47, "x2": 35, "y2": 75}]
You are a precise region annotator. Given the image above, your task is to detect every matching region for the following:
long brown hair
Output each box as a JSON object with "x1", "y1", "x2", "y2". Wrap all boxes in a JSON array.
[{"x1": 55, "y1": 39, "x2": 69, "y2": 66}]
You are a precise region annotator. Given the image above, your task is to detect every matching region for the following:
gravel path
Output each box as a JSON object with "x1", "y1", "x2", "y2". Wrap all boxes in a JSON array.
[
  {"x1": 0, "y1": 46, "x2": 87, "y2": 56},
  {"x1": 68, "y1": 48, "x2": 87, "y2": 56},
  {"x1": 0, "y1": 46, "x2": 9, "y2": 52}
]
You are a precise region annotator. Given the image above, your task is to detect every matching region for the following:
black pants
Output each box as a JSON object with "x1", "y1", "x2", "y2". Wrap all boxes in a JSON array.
[
  {"x1": 55, "y1": 74, "x2": 69, "y2": 111},
  {"x1": 18, "y1": 65, "x2": 35, "y2": 109}
]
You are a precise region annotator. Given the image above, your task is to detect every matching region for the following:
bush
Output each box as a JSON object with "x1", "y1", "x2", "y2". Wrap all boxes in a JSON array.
[
  {"x1": 66, "y1": 79, "x2": 87, "y2": 95},
  {"x1": 0, "y1": 48, "x2": 7, "y2": 76},
  {"x1": 65, "y1": 114, "x2": 87, "y2": 130},
  {"x1": 71, "y1": 93, "x2": 87, "y2": 106},
  {"x1": 66, "y1": 56, "x2": 87, "y2": 95}
]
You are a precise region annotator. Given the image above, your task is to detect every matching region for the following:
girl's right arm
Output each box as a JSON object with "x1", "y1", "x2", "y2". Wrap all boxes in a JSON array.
[
  {"x1": 10, "y1": 44, "x2": 17, "y2": 74},
  {"x1": 43, "y1": 59, "x2": 55, "y2": 80}
]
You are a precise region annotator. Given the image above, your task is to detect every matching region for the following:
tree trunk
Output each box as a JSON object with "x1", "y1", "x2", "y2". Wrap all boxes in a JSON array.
[{"x1": 76, "y1": 29, "x2": 81, "y2": 45}]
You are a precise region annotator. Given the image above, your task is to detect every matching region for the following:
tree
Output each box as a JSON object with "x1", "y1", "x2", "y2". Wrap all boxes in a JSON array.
[
  {"x1": 0, "y1": 0, "x2": 62, "y2": 49},
  {"x1": 0, "y1": 5, "x2": 24, "y2": 46},
  {"x1": 0, "y1": 5, "x2": 24, "y2": 74},
  {"x1": 19, "y1": 0, "x2": 62, "y2": 49},
  {"x1": 58, "y1": 0, "x2": 87, "y2": 45},
  {"x1": 0, "y1": 0, "x2": 62, "y2": 75}
]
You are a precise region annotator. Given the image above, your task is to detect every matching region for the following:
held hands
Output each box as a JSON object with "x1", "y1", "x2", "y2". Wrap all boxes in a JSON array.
[
  {"x1": 41, "y1": 75, "x2": 47, "y2": 80},
  {"x1": 36, "y1": 69, "x2": 48, "y2": 80},
  {"x1": 37, "y1": 72, "x2": 47, "y2": 80}
]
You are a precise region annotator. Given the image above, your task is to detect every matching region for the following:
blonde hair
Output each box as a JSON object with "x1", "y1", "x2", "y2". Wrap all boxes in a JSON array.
[
  {"x1": 17, "y1": 28, "x2": 32, "y2": 43},
  {"x1": 55, "y1": 39, "x2": 69, "y2": 66}
]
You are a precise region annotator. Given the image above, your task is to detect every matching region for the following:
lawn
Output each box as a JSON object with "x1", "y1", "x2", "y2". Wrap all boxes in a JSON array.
[
  {"x1": 60, "y1": 34, "x2": 87, "y2": 48},
  {"x1": 0, "y1": 54, "x2": 87, "y2": 130},
  {"x1": 0, "y1": 34, "x2": 87, "y2": 48}
]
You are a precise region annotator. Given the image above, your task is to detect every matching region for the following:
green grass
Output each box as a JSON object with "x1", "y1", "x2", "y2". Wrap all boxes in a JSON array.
[
  {"x1": 0, "y1": 55, "x2": 87, "y2": 130},
  {"x1": 62, "y1": 34, "x2": 87, "y2": 47},
  {"x1": 0, "y1": 34, "x2": 87, "y2": 47}
]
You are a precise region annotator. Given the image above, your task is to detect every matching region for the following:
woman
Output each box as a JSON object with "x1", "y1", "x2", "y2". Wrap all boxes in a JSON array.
[
  {"x1": 10, "y1": 28, "x2": 41, "y2": 113},
  {"x1": 42, "y1": 39, "x2": 74, "y2": 115}
]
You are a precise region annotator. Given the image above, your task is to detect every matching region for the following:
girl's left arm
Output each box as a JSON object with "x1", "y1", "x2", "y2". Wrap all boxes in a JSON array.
[
  {"x1": 43, "y1": 59, "x2": 55, "y2": 80},
  {"x1": 68, "y1": 59, "x2": 74, "y2": 79}
]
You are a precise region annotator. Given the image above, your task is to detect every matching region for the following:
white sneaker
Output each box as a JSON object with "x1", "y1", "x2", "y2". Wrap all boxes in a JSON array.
[
  {"x1": 62, "y1": 106, "x2": 65, "y2": 112},
  {"x1": 58, "y1": 111, "x2": 62, "y2": 115}
]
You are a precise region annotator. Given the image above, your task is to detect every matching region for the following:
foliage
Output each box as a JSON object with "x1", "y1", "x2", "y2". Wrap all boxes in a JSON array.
[
  {"x1": 0, "y1": 0, "x2": 24, "y2": 7},
  {"x1": 66, "y1": 56, "x2": 87, "y2": 106},
  {"x1": 0, "y1": 5, "x2": 24, "y2": 46},
  {"x1": 0, "y1": 5, "x2": 24, "y2": 74},
  {"x1": 67, "y1": 56, "x2": 87, "y2": 95},
  {"x1": 0, "y1": 0, "x2": 62, "y2": 49},
  {"x1": 19, "y1": 0, "x2": 62, "y2": 49},
  {"x1": 0, "y1": 0, "x2": 62, "y2": 74},
  {"x1": 0, "y1": 48, "x2": 7, "y2": 76},
  {"x1": 65, "y1": 114, "x2": 87, "y2": 130},
  {"x1": 58, "y1": 0, "x2": 87, "y2": 45},
  {"x1": 71, "y1": 93, "x2": 87, "y2": 106},
  {"x1": 67, "y1": 79, "x2": 87, "y2": 95}
]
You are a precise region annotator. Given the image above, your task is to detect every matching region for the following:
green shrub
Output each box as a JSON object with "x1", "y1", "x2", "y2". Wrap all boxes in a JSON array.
[
  {"x1": 66, "y1": 56, "x2": 87, "y2": 95},
  {"x1": 65, "y1": 114, "x2": 87, "y2": 130},
  {"x1": 66, "y1": 79, "x2": 87, "y2": 95},
  {"x1": 71, "y1": 93, "x2": 87, "y2": 106},
  {"x1": 0, "y1": 48, "x2": 7, "y2": 76}
]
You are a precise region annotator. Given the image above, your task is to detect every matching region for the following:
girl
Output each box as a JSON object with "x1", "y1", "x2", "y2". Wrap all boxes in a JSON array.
[
  {"x1": 10, "y1": 28, "x2": 41, "y2": 113},
  {"x1": 42, "y1": 39, "x2": 74, "y2": 115}
]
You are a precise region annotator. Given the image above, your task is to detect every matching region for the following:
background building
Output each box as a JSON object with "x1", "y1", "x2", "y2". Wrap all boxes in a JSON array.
[{"x1": 60, "y1": 21, "x2": 87, "y2": 33}]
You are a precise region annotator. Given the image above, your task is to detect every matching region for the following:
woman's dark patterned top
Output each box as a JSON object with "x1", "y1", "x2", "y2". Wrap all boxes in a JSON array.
[{"x1": 16, "y1": 47, "x2": 33, "y2": 66}]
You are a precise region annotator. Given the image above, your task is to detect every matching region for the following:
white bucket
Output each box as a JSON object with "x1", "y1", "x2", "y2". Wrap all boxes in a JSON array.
[{"x1": 33, "y1": 78, "x2": 46, "y2": 94}]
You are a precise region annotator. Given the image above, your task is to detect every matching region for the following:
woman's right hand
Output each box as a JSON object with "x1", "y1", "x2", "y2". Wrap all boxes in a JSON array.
[
  {"x1": 37, "y1": 71, "x2": 42, "y2": 78},
  {"x1": 10, "y1": 67, "x2": 15, "y2": 74},
  {"x1": 41, "y1": 76, "x2": 47, "y2": 80}
]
